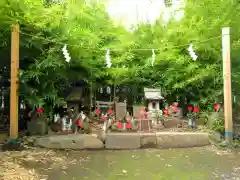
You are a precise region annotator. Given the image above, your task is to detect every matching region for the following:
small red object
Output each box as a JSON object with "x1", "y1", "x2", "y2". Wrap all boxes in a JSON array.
[
  {"x1": 112, "y1": 120, "x2": 115, "y2": 124},
  {"x1": 214, "y1": 104, "x2": 220, "y2": 111},
  {"x1": 100, "y1": 115, "x2": 107, "y2": 121},
  {"x1": 108, "y1": 109, "x2": 113, "y2": 115},
  {"x1": 72, "y1": 120, "x2": 77, "y2": 124},
  {"x1": 173, "y1": 106, "x2": 178, "y2": 113},
  {"x1": 170, "y1": 104, "x2": 178, "y2": 113},
  {"x1": 36, "y1": 108, "x2": 44, "y2": 114},
  {"x1": 117, "y1": 122, "x2": 122, "y2": 129},
  {"x1": 164, "y1": 109, "x2": 169, "y2": 116},
  {"x1": 45, "y1": 117, "x2": 49, "y2": 121},
  {"x1": 95, "y1": 109, "x2": 101, "y2": 115},
  {"x1": 188, "y1": 106, "x2": 193, "y2": 111},
  {"x1": 78, "y1": 120, "x2": 82, "y2": 128},
  {"x1": 193, "y1": 107, "x2": 200, "y2": 113},
  {"x1": 126, "y1": 120, "x2": 131, "y2": 129}
]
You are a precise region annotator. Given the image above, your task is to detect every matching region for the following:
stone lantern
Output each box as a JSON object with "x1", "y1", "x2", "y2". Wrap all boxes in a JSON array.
[{"x1": 144, "y1": 88, "x2": 164, "y2": 123}]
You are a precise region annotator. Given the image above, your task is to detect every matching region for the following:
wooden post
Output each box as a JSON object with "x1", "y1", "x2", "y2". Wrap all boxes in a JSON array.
[
  {"x1": 89, "y1": 82, "x2": 93, "y2": 116},
  {"x1": 113, "y1": 83, "x2": 116, "y2": 101},
  {"x1": 10, "y1": 24, "x2": 20, "y2": 139},
  {"x1": 113, "y1": 83, "x2": 116, "y2": 119},
  {"x1": 222, "y1": 27, "x2": 233, "y2": 144}
]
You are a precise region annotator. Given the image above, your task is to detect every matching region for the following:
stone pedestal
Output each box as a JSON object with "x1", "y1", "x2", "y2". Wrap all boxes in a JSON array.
[
  {"x1": 27, "y1": 120, "x2": 48, "y2": 136},
  {"x1": 140, "y1": 119, "x2": 152, "y2": 131}
]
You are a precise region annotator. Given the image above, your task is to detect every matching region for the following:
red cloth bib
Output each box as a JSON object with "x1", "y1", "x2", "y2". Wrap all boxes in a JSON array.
[{"x1": 117, "y1": 122, "x2": 123, "y2": 129}]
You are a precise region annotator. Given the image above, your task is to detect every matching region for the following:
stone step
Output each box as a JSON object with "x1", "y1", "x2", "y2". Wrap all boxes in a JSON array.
[{"x1": 105, "y1": 132, "x2": 141, "y2": 149}]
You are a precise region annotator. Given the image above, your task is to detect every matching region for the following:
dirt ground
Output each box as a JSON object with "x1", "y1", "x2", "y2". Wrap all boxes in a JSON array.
[
  {"x1": 0, "y1": 147, "x2": 64, "y2": 180},
  {"x1": 1, "y1": 146, "x2": 240, "y2": 180}
]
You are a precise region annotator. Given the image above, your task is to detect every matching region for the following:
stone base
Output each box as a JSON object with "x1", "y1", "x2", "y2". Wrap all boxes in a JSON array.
[
  {"x1": 209, "y1": 132, "x2": 222, "y2": 142},
  {"x1": 140, "y1": 133, "x2": 157, "y2": 148},
  {"x1": 34, "y1": 134, "x2": 104, "y2": 150},
  {"x1": 34, "y1": 132, "x2": 210, "y2": 150},
  {"x1": 105, "y1": 133, "x2": 141, "y2": 149},
  {"x1": 156, "y1": 132, "x2": 210, "y2": 148}
]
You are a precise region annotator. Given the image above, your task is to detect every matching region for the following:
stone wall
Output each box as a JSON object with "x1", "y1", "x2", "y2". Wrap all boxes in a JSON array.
[
  {"x1": 105, "y1": 132, "x2": 210, "y2": 149},
  {"x1": 35, "y1": 132, "x2": 210, "y2": 150}
]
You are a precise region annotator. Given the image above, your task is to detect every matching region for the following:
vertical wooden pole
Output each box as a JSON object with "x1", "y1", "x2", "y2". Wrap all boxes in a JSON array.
[
  {"x1": 10, "y1": 24, "x2": 20, "y2": 139},
  {"x1": 89, "y1": 82, "x2": 93, "y2": 117},
  {"x1": 113, "y1": 83, "x2": 116, "y2": 119},
  {"x1": 113, "y1": 83, "x2": 116, "y2": 101},
  {"x1": 89, "y1": 70, "x2": 93, "y2": 117},
  {"x1": 222, "y1": 27, "x2": 233, "y2": 144}
]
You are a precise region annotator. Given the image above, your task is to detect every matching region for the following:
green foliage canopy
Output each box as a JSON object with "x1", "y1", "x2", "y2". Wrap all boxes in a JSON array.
[{"x1": 0, "y1": 0, "x2": 240, "y2": 109}]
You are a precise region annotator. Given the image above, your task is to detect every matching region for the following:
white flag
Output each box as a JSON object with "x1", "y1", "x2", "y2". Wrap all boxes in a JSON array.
[
  {"x1": 106, "y1": 49, "x2": 112, "y2": 68},
  {"x1": 188, "y1": 44, "x2": 198, "y2": 60},
  {"x1": 151, "y1": 49, "x2": 155, "y2": 66},
  {"x1": 62, "y1": 44, "x2": 71, "y2": 62}
]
